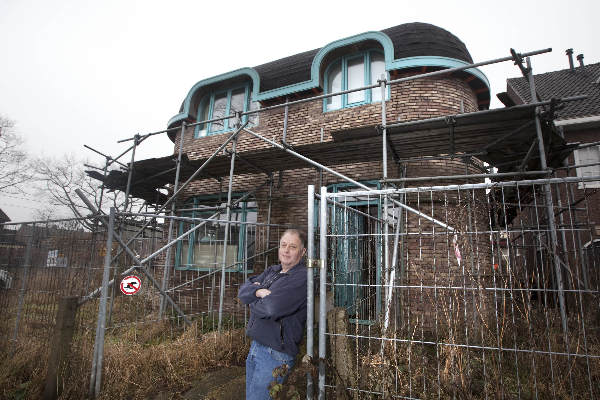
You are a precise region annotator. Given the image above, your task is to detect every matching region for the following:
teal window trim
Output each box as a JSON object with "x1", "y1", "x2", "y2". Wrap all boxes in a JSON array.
[
  {"x1": 323, "y1": 50, "x2": 390, "y2": 113},
  {"x1": 194, "y1": 83, "x2": 252, "y2": 138},
  {"x1": 175, "y1": 194, "x2": 256, "y2": 272}
]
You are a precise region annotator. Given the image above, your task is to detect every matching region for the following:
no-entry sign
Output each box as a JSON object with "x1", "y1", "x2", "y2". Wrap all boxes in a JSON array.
[{"x1": 120, "y1": 275, "x2": 141, "y2": 295}]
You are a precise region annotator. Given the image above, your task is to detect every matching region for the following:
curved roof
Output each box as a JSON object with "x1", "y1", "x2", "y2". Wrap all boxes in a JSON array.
[
  {"x1": 255, "y1": 23, "x2": 474, "y2": 93},
  {"x1": 169, "y1": 22, "x2": 489, "y2": 128},
  {"x1": 382, "y1": 22, "x2": 473, "y2": 62}
]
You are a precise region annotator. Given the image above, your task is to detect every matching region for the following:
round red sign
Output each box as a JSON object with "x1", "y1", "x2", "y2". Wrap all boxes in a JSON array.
[{"x1": 120, "y1": 275, "x2": 141, "y2": 295}]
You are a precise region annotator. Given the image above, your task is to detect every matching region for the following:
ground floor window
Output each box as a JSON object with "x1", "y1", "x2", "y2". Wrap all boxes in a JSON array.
[{"x1": 175, "y1": 195, "x2": 257, "y2": 272}]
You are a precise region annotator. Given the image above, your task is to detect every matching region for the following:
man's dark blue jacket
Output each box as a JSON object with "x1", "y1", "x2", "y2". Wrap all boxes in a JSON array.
[{"x1": 238, "y1": 260, "x2": 307, "y2": 357}]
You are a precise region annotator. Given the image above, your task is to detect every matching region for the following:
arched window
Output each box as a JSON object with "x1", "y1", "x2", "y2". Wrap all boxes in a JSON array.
[
  {"x1": 195, "y1": 83, "x2": 259, "y2": 137},
  {"x1": 324, "y1": 50, "x2": 387, "y2": 111}
]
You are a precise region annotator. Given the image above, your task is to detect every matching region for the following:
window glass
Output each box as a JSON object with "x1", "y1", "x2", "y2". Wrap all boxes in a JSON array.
[
  {"x1": 574, "y1": 146, "x2": 600, "y2": 188},
  {"x1": 196, "y1": 83, "x2": 256, "y2": 137},
  {"x1": 347, "y1": 56, "x2": 365, "y2": 104},
  {"x1": 197, "y1": 101, "x2": 210, "y2": 137},
  {"x1": 324, "y1": 50, "x2": 386, "y2": 111},
  {"x1": 248, "y1": 99, "x2": 260, "y2": 126},
  {"x1": 180, "y1": 241, "x2": 190, "y2": 265},
  {"x1": 177, "y1": 199, "x2": 257, "y2": 271},
  {"x1": 327, "y1": 60, "x2": 342, "y2": 110},
  {"x1": 210, "y1": 93, "x2": 228, "y2": 132},
  {"x1": 370, "y1": 52, "x2": 385, "y2": 102},
  {"x1": 229, "y1": 88, "x2": 246, "y2": 124}
]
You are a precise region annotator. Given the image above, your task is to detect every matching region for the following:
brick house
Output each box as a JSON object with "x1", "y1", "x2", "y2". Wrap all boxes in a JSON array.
[
  {"x1": 92, "y1": 23, "x2": 577, "y2": 323},
  {"x1": 163, "y1": 22, "x2": 493, "y2": 317}
]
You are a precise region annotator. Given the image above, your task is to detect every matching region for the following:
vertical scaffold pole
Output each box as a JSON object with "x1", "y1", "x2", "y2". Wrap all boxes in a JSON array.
[
  {"x1": 380, "y1": 75, "x2": 390, "y2": 316},
  {"x1": 383, "y1": 207, "x2": 402, "y2": 335},
  {"x1": 526, "y1": 58, "x2": 568, "y2": 335},
  {"x1": 307, "y1": 185, "x2": 315, "y2": 399},
  {"x1": 218, "y1": 127, "x2": 239, "y2": 331},
  {"x1": 87, "y1": 158, "x2": 109, "y2": 294},
  {"x1": 318, "y1": 186, "x2": 328, "y2": 400},
  {"x1": 90, "y1": 207, "x2": 115, "y2": 398},
  {"x1": 159, "y1": 122, "x2": 186, "y2": 318},
  {"x1": 264, "y1": 175, "x2": 273, "y2": 269},
  {"x1": 123, "y1": 134, "x2": 139, "y2": 211},
  {"x1": 107, "y1": 134, "x2": 140, "y2": 326}
]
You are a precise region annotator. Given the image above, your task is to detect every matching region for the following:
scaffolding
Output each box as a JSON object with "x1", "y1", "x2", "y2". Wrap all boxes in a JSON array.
[{"x1": 2, "y1": 46, "x2": 599, "y2": 398}]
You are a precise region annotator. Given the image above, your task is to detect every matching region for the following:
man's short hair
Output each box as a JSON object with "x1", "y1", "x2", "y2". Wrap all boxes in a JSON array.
[{"x1": 281, "y1": 229, "x2": 307, "y2": 248}]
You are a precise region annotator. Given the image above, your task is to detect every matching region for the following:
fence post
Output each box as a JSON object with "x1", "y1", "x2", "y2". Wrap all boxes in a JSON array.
[
  {"x1": 43, "y1": 296, "x2": 79, "y2": 400},
  {"x1": 89, "y1": 207, "x2": 115, "y2": 398},
  {"x1": 307, "y1": 185, "x2": 315, "y2": 399},
  {"x1": 319, "y1": 186, "x2": 328, "y2": 400}
]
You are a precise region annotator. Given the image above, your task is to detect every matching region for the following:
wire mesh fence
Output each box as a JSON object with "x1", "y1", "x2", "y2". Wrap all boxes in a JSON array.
[
  {"x1": 316, "y1": 177, "x2": 599, "y2": 399},
  {"x1": 0, "y1": 210, "x2": 292, "y2": 398},
  {"x1": 0, "y1": 218, "x2": 107, "y2": 398}
]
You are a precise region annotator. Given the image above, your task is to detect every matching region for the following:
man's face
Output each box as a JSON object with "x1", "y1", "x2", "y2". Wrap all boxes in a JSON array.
[{"x1": 278, "y1": 232, "x2": 306, "y2": 271}]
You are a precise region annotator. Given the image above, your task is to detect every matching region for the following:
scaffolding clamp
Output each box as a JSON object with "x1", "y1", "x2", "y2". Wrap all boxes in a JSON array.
[{"x1": 307, "y1": 259, "x2": 324, "y2": 269}]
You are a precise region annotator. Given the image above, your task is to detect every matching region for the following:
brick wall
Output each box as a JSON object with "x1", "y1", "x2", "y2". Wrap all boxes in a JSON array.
[
  {"x1": 174, "y1": 74, "x2": 478, "y2": 159},
  {"x1": 166, "y1": 72, "x2": 496, "y2": 327}
]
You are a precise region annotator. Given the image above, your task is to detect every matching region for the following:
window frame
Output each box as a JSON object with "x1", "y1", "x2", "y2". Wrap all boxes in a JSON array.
[
  {"x1": 175, "y1": 195, "x2": 257, "y2": 272},
  {"x1": 323, "y1": 49, "x2": 389, "y2": 112},
  {"x1": 194, "y1": 83, "x2": 257, "y2": 138}
]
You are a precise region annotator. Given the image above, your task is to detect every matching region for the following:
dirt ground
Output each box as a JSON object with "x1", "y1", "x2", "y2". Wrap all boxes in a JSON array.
[{"x1": 152, "y1": 366, "x2": 246, "y2": 400}]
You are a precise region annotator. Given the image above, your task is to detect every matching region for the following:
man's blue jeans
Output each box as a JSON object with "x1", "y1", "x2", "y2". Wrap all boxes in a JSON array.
[{"x1": 246, "y1": 340, "x2": 295, "y2": 400}]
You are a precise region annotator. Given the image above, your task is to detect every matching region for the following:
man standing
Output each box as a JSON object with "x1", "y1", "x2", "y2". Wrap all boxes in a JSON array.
[{"x1": 238, "y1": 229, "x2": 307, "y2": 400}]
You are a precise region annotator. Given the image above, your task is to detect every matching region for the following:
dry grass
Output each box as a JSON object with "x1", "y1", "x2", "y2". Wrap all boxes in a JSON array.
[{"x1": 0, "y1": 320, "x2": 249, "y2": 400}]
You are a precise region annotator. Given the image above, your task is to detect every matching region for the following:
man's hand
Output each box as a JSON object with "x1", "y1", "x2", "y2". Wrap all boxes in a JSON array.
[{"x1": 255, "y1": 288, "x2": 271, "y2": 298}]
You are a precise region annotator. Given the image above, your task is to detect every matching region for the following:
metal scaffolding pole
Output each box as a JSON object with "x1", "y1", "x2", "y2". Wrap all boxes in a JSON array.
[
  {"x1": 77, "y1": 182, "x2": 266, "y2": 306},
  {"x1": 89, "y1": 207, "x2": 115, "y2": 398},
  {"x1": 107, "y1": 134, "x2": 141, "y2": 326},
  {"x1": 86, "y1": 158, "x2": 109, "y2": 294},
  {"x1": 383, "y1": 170, "x2": 549, "y2": 183},
  {"x1": 383, "y1": 203, "x2": 402, "y2": 336},
  {"x1": 243, "y1": 128, "x2": 455, "y2": 232},
  {"x1": 123, "y1": 134, "x2": 140, "y2": 211},
  {"x1": 318, "y1": 186, "x2": 327, "y2": 400},
  {"x1": 525, "y1": 57, "x2": 569, "y2": 335},
  {"x1": 75, "y1": 190, "x2": 192, "y2": 325},
  {"x1": 264, "y1": 175, "x2": 273, "y2": 269},
  {"x1": 306, "y1": 184, "x2": 315, "y2": 399},
  {"x1": 218, "y1": 118, "x2": 239, "y2": 331},
  {"x1": 159, "y1": 122, "x2": 186, "y2": 318},
  {"x1": 95, "y1": 121, "x2": 249, "y2": 288},
  {"x1": 380, "y1": 75, "x2": 391, "y2": 316}
]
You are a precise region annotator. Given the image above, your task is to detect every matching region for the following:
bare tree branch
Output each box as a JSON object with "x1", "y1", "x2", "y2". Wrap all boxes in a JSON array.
[
  {"x1": 33, "y1": 154, "x2": 145, "y2": 229},
  {"x1": 0, "y1": 116, "x2": 34, "y2": 193}
]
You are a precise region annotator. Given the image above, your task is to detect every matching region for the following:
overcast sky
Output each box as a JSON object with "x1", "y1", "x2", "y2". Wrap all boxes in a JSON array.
[{"x1": 0, "y1": 0, "x2": 597, "y2": 221}]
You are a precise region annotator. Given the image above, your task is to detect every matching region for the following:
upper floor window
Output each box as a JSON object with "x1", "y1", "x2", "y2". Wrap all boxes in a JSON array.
[
  {"x1": 195, "y1": 83, "x2": 259, "y2": 137},
  {"x1": 324, "y1": 50, "x2": 387, "y2": 111},
  {"x1": 573, "y1": 145, "x2": 600, "y2": 188}
]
